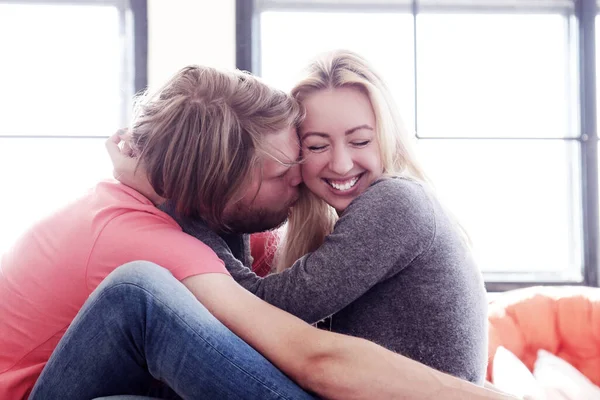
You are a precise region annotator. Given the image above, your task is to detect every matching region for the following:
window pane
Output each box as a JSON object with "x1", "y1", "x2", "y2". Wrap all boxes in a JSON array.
[
  {"x1": 0, "y1": 4, "x2": 125, "y2": 136},
  {"x1": 260, "y1": 11, "x2": 416, "y2": 133},
  {"x1": 0, "y1": 138, "x2": 112, "y2": 254},
  {"x1": 417, "y1": 13, "x2": 575, "y2": 139},
  {"x1": 417, "y1": 139, "x2": 582, "y2": 279}
]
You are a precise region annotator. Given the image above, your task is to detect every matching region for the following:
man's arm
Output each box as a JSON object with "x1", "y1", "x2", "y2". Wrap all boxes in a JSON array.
[{"x1": 183, "y1": 273, "x2": 517, "y2": 400}]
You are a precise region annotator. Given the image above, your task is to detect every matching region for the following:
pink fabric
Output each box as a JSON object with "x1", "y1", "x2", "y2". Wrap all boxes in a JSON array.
[
  {"x1": 250, "y1": 231, "x2": 278, "y2": 277},
  {"x1": 0, "y1": 181, "x2": 227, "y2": 399}
]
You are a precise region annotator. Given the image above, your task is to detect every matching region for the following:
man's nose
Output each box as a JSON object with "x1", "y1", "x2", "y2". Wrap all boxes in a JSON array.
[{"x1": 288, "y1": 164, "x2": 302, "y2": 187}]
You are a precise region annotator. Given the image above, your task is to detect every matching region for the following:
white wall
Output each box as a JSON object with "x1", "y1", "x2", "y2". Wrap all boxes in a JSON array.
[{"x1": 147, "y1": 0, "x2": 236, "y2": 89}]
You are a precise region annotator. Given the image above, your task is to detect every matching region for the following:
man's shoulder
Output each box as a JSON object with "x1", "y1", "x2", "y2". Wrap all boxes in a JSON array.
[
  {"x1": 89, "y1": 207, "x2": 227, "y2": 285},
  {"x1": 93, "y1": 182, "x2": 181, "y2": 231}
]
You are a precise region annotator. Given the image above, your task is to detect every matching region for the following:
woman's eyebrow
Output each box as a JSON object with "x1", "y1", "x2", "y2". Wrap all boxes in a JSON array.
[
  {"x1": 301, "y1": 131, "x2": 329, "y2": 140},
  {"x1": 301, "y1": 125, "x2": 373, "y2": 139},
  {"x1": 345, "y1": 124, "x2": 373, "y2": 135}
]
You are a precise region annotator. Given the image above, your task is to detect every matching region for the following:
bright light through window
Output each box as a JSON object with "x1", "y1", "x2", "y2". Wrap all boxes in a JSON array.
[
  {"x1": 414, "y1": 13, "x2": 580, "y2": 278},
  {"x1": 416, "y1": 13, "x2": 573, "y2": 138},
  {"x1": 417, "y1": 139, "x2": 581, "y2": 278},
  {"x1": 0, "y1": 4, "x2": 125, "y2": 136},
  {"x1": 260, "y1": 10, "x2": 581, "y2": 278},
  {"x1": 260, "y1": 11, "x2": 416, "y2": 134}
]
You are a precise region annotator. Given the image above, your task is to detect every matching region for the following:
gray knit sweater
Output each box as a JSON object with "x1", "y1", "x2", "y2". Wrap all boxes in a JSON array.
[{"x1": 172, "y1": 177, "x2": 488, "y2": 384}]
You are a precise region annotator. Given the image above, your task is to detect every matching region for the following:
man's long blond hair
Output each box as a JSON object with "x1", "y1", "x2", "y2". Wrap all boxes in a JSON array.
[
  {"x1": 274, "y1": 50, "x2": 429, "y2": 271},
  {"x1": 127, "y1": 65, "x2": 302, "y2": 231}
]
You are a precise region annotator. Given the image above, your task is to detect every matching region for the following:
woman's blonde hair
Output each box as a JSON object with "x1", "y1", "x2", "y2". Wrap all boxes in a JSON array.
[
  {"x1": 275, "y1": 50, "x2": 428, "y2": 271},
  {"x1": 128, "y1": 65, "x2": 303, "y2": 231}
]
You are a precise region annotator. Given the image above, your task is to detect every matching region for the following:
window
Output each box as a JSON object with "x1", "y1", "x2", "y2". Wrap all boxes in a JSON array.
[
  {"x1": 0, "y1": 0, "x2": 147, "y2": 253},
  {"x1": 241, "y1": 0, "x2": 598, "y2": 289},
  {"x1": 415, "y1": 11, "x2": 581, "y2": 281}
]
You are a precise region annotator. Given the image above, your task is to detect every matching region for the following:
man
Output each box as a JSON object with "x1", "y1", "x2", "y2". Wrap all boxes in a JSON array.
[{"x1": 2, "y1": 65, "x2": 513, "y2": 399}]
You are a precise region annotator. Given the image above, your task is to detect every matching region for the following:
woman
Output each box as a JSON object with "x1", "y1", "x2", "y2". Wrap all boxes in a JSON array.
[
  {"x1": 130, "y1": 50, "x2": 488, "y2": 384},
  {"x1": 279, "y1": 50, "x2": 488, "y2": 383}
]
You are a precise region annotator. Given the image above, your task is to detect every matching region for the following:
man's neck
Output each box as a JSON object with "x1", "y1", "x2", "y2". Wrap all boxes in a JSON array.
[{"x1": 158, "y1": 201, "x2": 253, "y2": 267}]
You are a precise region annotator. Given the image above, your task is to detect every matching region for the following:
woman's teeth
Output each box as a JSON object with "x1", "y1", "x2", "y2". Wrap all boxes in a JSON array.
[{"x1": 327, "y1": 176, "x2": 359, "y2": 191}]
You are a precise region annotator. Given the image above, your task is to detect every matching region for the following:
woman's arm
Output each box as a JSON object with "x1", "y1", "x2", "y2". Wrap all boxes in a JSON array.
[
  {"x1": 108, "y1": 133, "x2": 439, "y2": 323},
  {"x1": 106, "y1": 131, "x2": 164, "y2": 205},
  {"x1": 176, "y1": 178, "x2": 435, "y2": 324},
  {"x1": 184, "y1": 273, "x2": 516, "y2": 400}
]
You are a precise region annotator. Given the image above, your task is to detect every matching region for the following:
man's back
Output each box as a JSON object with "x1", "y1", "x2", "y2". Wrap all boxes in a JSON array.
[{"x1": 0, "y1": 181, "x2": 224, "y2": 399}]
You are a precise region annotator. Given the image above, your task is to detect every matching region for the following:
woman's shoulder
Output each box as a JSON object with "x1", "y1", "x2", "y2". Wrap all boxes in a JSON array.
[
  {"x1": 336, "y1": 176, "x2": 436, "y2": 252},
  {"x1": 358, "y1": 176, "x2": 432, "y2": 208},
  {"x1": 346, "y1": 176, "x2": 435, "y2": 225},
  {"x1": 370, "y1": 176, "x2": 427, "y2": 192}
]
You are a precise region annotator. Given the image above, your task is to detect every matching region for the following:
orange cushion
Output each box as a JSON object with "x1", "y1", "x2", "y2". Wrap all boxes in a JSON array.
[{"x1": 488, "y1": 286, "x2": 600, "y2": 386}]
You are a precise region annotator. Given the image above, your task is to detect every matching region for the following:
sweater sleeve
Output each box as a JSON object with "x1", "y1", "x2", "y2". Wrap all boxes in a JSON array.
[{"x1": 179, "y1": 178, "x2": 437, "y2": 323}]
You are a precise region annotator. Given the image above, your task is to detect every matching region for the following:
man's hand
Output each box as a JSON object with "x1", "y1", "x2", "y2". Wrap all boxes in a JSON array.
[{"x1": 105, "y1": 130, "x2": 164, "y2": 205}]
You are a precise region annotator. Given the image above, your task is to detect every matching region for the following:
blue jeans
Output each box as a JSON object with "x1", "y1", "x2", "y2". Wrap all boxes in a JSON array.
[{"x1": 29, "y1": 261, "x2": 315, "y2": 400}]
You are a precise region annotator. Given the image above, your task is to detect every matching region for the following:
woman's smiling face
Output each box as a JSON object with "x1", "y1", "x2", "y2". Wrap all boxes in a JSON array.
[{"x1": 299, "y1": 86, "x2": 384, "y2": 213}]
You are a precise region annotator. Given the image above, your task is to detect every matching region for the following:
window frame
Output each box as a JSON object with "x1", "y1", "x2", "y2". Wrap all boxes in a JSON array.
[{"x1": 237, "y1": 0, "x2": 600, "y2": 291}]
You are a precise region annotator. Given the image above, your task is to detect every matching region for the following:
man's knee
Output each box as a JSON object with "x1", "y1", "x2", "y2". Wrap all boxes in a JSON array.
[{"x1": 99, "y1": 261, "x2": 174, "y2": 291}]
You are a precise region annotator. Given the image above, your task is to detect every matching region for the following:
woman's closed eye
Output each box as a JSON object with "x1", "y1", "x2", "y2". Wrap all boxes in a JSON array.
[
  {"x1": 352, "y1": 140, "x2": 371, "y2": 147},
  {"x1": 306, "y1": 144, "x2": 329, "y2": 152}
]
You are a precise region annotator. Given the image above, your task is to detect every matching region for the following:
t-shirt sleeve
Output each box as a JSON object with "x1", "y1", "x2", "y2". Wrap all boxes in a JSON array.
[{"x1": 86, "y1": 211, "x2": 228, "y2": 291}]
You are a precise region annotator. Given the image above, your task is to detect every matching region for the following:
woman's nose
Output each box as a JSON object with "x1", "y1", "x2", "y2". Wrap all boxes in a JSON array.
[{"x1": 329, "y1": 147, "x2": 353, "y2": 176}]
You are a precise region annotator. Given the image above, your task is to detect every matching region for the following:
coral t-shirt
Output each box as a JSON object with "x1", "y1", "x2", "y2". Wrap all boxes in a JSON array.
[{"x1": 0, "y1": 181, "x2": 228, "y2": 399}]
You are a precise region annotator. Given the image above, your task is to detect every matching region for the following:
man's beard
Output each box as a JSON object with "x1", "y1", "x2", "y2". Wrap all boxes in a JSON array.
[{"x1": 222, "y1": 203, "x2": 290, "y2": 234}]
